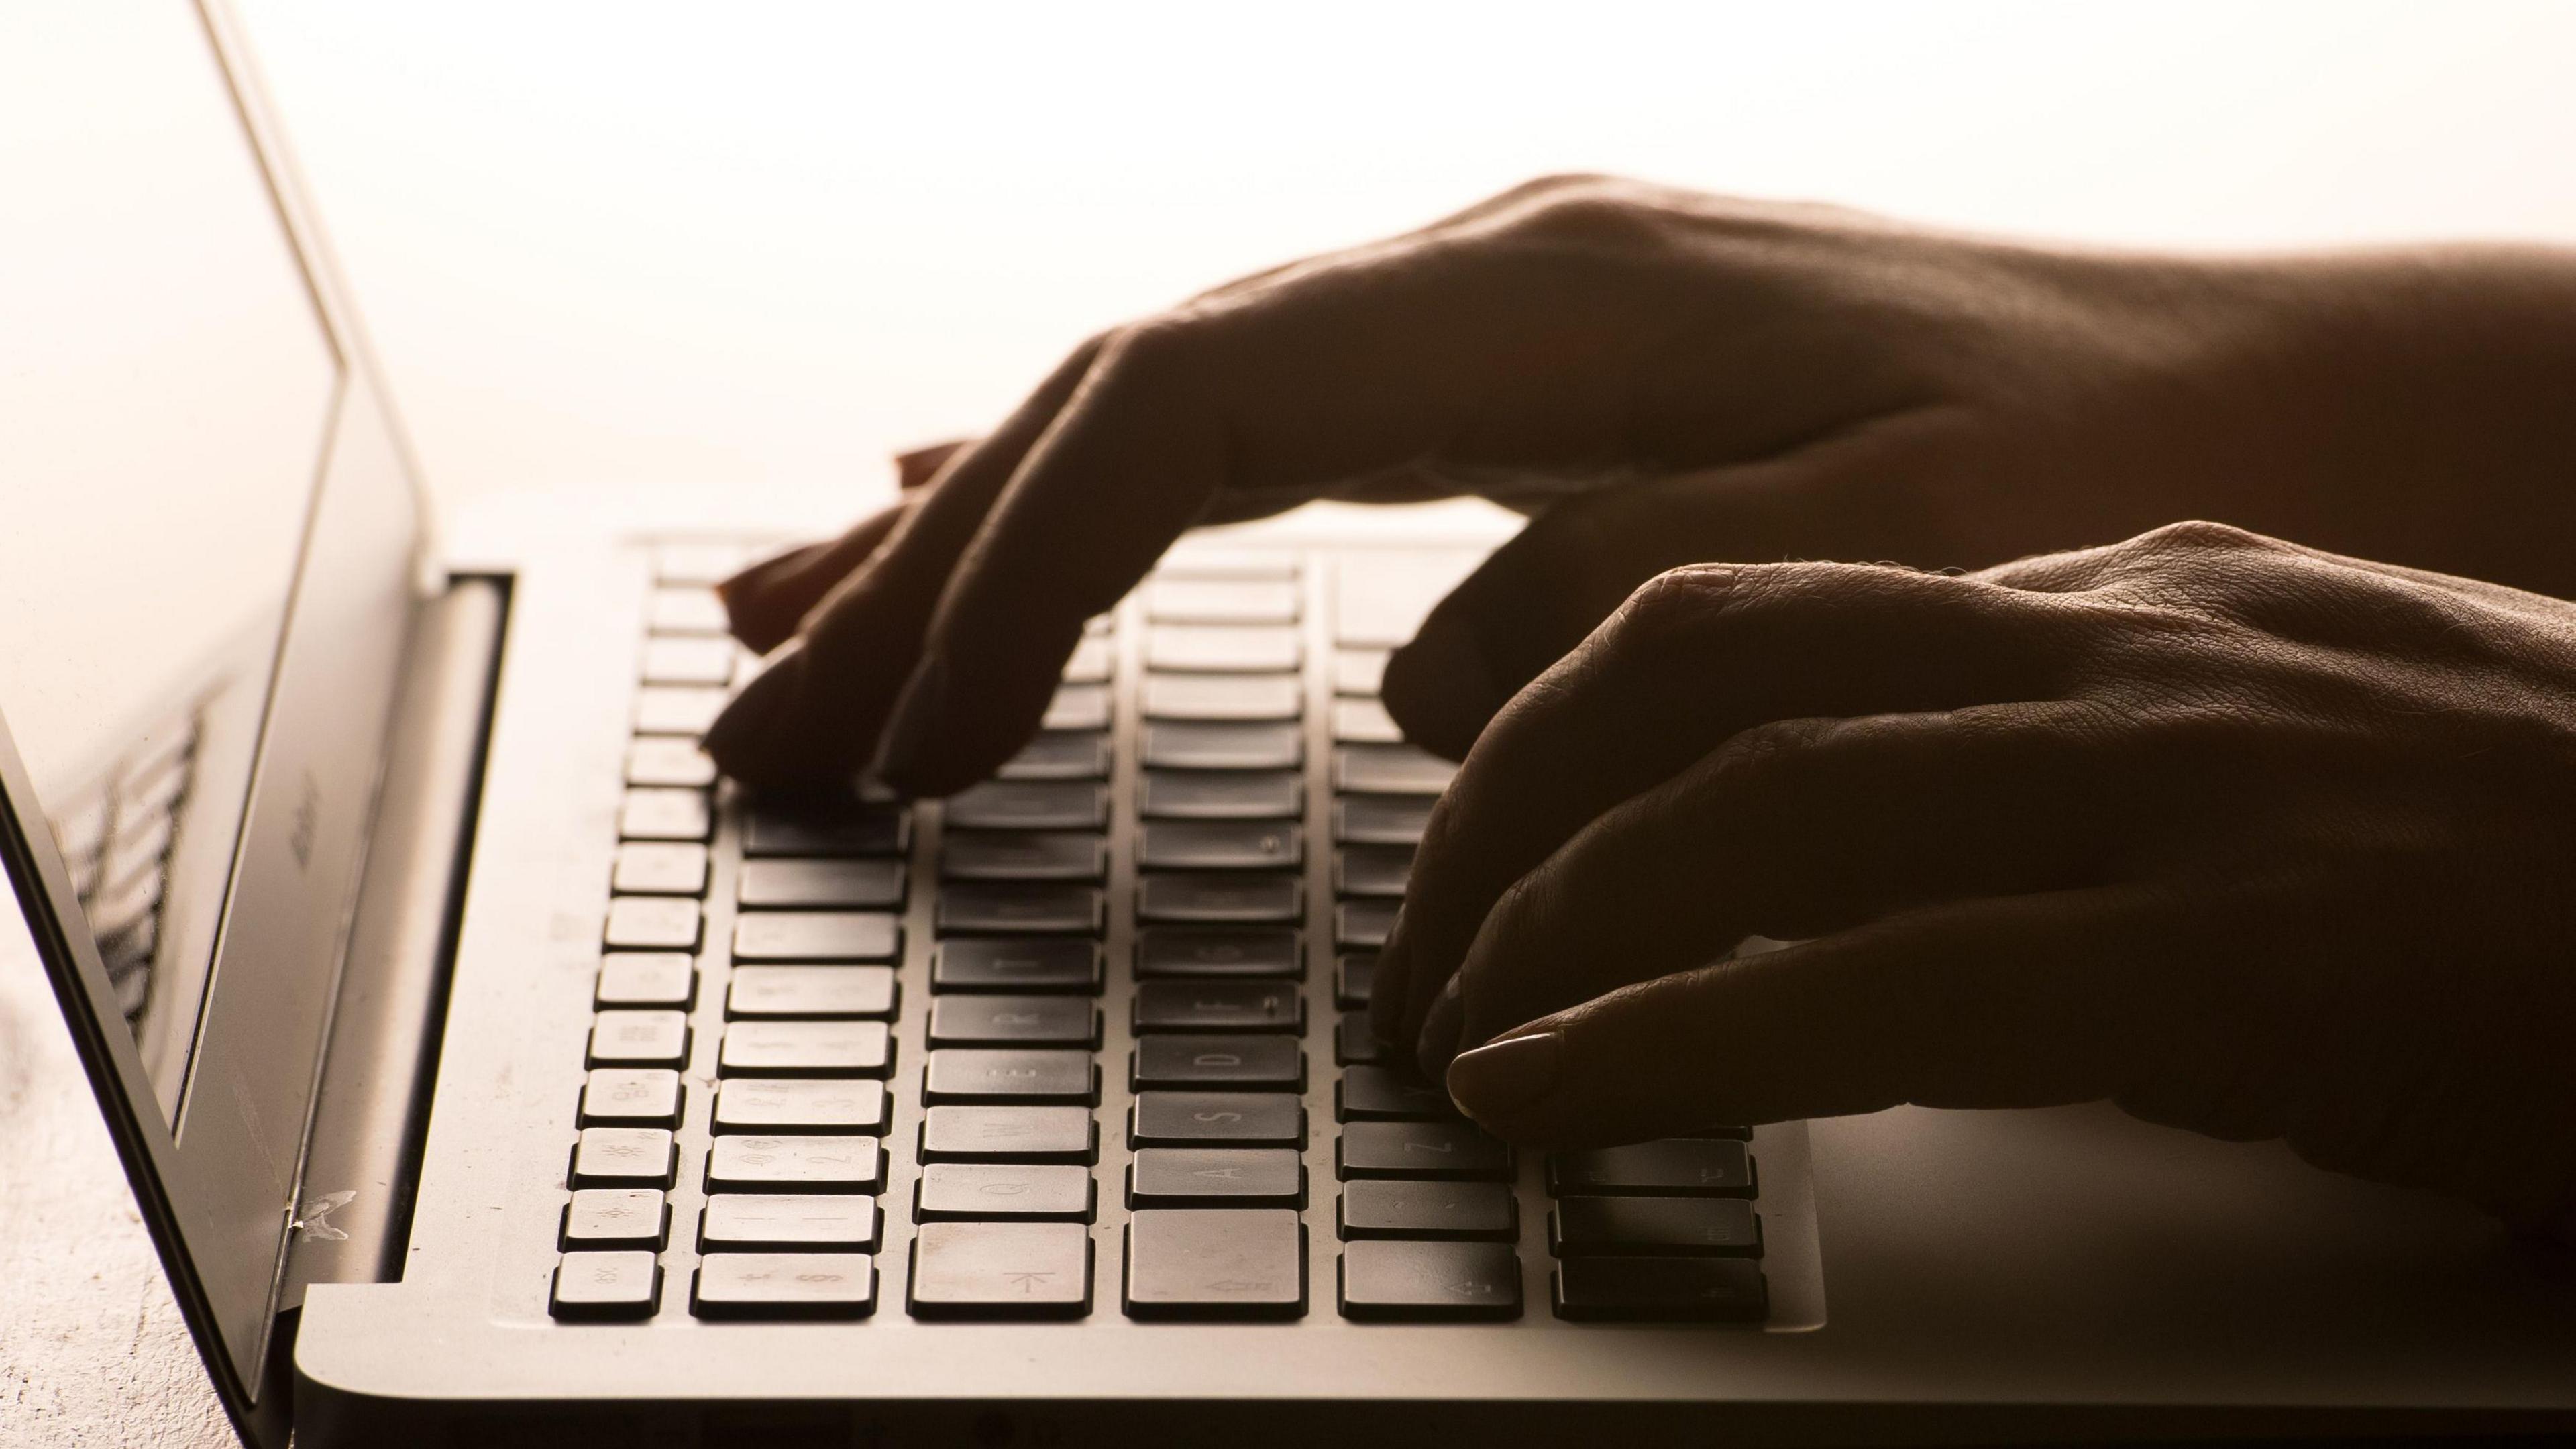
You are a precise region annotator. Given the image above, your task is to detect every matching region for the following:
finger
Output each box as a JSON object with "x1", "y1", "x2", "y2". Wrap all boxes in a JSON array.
[
  {"x1": 702, "y1": 336, "x2": 1108, "y2": 787},
  {"x1": 869, "y1": 236, "x2": 1932, "y2": 794},
  {"x1": 718, "y1": 496, "x2": 915, "y2": 655},
  {"x1": 1372, "y1": 561, "x2": 2081, "y2": 1048},
  {"x1": 1420, "y1": 704, "x2": 2123, "y2": 1072},
  {"x1": 1442, "y1": 885, "x2": 2161, "y2": 1146},
  {"x1": 1382, "y1": 431, "x2": 1949, "y2": 760}
]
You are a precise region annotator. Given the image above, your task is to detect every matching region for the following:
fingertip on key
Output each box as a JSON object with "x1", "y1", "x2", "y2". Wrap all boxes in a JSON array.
[{"x1": 1381, "y1": 615, "x2": 1503, "y2": 761}]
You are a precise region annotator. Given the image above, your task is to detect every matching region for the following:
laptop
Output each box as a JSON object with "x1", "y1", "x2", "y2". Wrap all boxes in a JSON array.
[{"x1": 5, "y1": 3, "x2": 2575, "y2": 1444}]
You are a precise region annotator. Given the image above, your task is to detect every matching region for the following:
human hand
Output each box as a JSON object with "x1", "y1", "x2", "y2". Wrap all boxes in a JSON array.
[
  {"x1": 704, "y1": 173, "x2": 2576, "y2": 794},
  {"x1": 1375, "y1": 521, "x2": 2576, "y2": 1228}
]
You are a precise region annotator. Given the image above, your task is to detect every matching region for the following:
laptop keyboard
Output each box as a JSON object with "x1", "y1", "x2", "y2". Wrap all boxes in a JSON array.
[{"x1": 549, "y1": 540, "x2": 1770, "y2": 1326}]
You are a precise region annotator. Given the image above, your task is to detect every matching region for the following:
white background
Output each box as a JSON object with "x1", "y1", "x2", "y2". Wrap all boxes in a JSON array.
[{"x1": 231, "y1": 1, "x2": 2576, "y2": 521}]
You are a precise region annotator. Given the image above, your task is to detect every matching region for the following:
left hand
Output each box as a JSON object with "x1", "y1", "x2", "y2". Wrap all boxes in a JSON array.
[{"x1": 1382, "y1": 521, "x2": 2576, "y2": 1228}]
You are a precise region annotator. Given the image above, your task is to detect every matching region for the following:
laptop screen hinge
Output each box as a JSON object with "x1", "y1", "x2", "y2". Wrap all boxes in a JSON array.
[{"x1": 279, "y1": 575, "x2": 508, "y2": 1307}]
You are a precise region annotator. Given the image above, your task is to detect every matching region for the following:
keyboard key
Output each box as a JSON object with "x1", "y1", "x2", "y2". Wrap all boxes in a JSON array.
[
  {"x1": 633, "y1": 684, "x2": 727, "y2": 735},
  {"x1": 946, "y1": 780, "x2": 1108, "y2": 832},
  {"x1": 692, "y1": 1253, "x2": 877, "y2": 1319},
  {"x1": 1124, "y1": 1209, "x2": 1306, "y2": 1321},
  {"x1": 625, "y1": 736, "x2": 716, "y2": 787},
  {"x1": 706, "y1": 1135, "x2": 885, "y2": 1192},
  {"x1": 725, "y1": 965, "x2": 898, "y2": 1020},
  {"x1": 1146, "y1": 625, "x2": 1301, "y2": 673},
  {"x1": 588, "y1": 1010, "x2": 690, "y2": 1069},
  {"x1": 596, "y1": 952, "x2": 695, "y2": 1008},
  {"x1": 641, "y1": 635, "x2": 738, "y2": 686},
  {"x1": 996, "y1": 731, "x2": 1110, "y2": 781},
  {"x1": 551, "y1": 1251, "x2": 661, "y2": 1320},
  {"x1": 1334, "y1": 795, "x2": 1433, "y2": 845},
  {"x1": 1548, "y1": 1140, "x2": 1756, "y2": 1198},
  {"x1": 712, "y1": 1079, "x2": 890, "y2": 1135},
  {"x1": 647, "y1": 585, "x2": 729, "y2": 635},
  {"x1": 1550, "y1": 1197, "x2": 1762, "y2": 1257},
  {"x1": 1336, "y1": 900, "x2": 1399, "y2": 949},
  {"x1": 1128, "y1": 1148, "x2": 1303, "y2": 1209},
  {"x1": 743, "y1": 802, "x2": 911, "y2": 857},
  {"x1": 737, "y1": 858, "x2": 906, "y2": 910},
  {"x1": 571, "y1": 1126, "x2": 677, "y2": 1188},
  {"x1": 1155, "y1": 549, "x2": 1298, "y2": 581},
  {"x1": 1134, "y1": 1035, "x2": 1303, "y2": 1091},
  {"x1": 1141, "y1": 720, "x2": 1303, "y2": 771},
  {"x1": 1338, "y1": 1181, "x2": 1517, "y2": 1242},
  {"x1": 718, "y1": 1021, "x2": 893, "y2": 1078},
  {"x1": 1334, "y1": 845, "x2": 1412, "y2": 898},
  {"x1": 1059, "y1": 635, "x2": 1114, "y2": 685},
  {"x1": 1334, "y1": 649, "x2": 1389, "y2": 696},
  {"x1": 700, "y1": 1193, "x2": 878, "y2": 1252},
  {"x1": 1138, "y1": 820, "x2": 1303, "y2": 871},
  {"x1": 1334, "y1": 1012, "x2": 1384, "y2": 1066},
  {"x1": 1145, "y1": 578, "x2": 1301, "y2": 624},
  {"x1": 908, "y1": 1222, "x2": 1092, "y2": 1320},
  {"x1": 1338, "y1": 1240, "x2": 1521, "y2": 1322},
  {"x1": 1141, "y1": 672, "x2": 1303, "y2": 722},
  {"x1": 1041, "y1": 682, "x2": 1112, "y2": 732},
  {"x1": 936, "y1": 882, "x2": 1106, "y2": 936},
  {"x1": 1138, "y1": 873, "x2": 1301, "y2": 924},
  {"x1": 618, "y1": 784, "x2": 710, "y2": 840},
  {"x1": 1337, "y1": 1064, "x2": 1458, "y2": 1121},
  {"x1": 1134, "y1": 928, "x2": 1301, "y2": 979},
  {"x1": 1340, "y1": 1121, "x2": 1513, "y2": 1181},
  {"x1": 1335, "y1": 743, "x2": 1457, "y2": 796},
  {"x1": 920, "y1": 1105, "x2": 1098, "y2": 1164},
  {"x1": 932, "y1": 938, "x2": 1102, "y2": 994},
  {"x1": 916, "y1": 1163, "x2": 1096, "y2": 1222},
  {"x1": 924, "y1": 1049, "x2": 1099, "y2": 1104},
  {"x1": 580, "y1": 1069, "x2": 683, "y2": 1128},
  {"x1": 733, "y1": 911, "x2": 900, "y2": 962},
  {"x1": 1131, "y1": 1091, "x2": 1303, "y2": 1148},
  {"x1": 561, "y1": 1189, "x2": 668, "y2": 1250},
  {"x1": 1139, "y1": 769, "x2": 1303, "y2": 820},
  {"x1": 613, "y1": 841, "x2": 708, "y2": 896},
  {"x1": 1553, "y1": 1257, "x2": 1767, "y2": 1322},
  {"x1": 930, "y1": 995, "x2": 1101, "y2": 1047},
  {"x1": 1331, "y1": 698, "x2": 1403, "y2": 743},
  {"x1": 1133, "y1": 981, "x2": 1303, "y2": 1034},
  {"x1": 942, "y1": 831, "x2": 1106, "y2": 882},
  {"x1": 1333, "y1": 953, "x2": 1376, "y2": 1010},
  {"x1": 605, "y1": 896, "x2": 700, "y2": 951}
]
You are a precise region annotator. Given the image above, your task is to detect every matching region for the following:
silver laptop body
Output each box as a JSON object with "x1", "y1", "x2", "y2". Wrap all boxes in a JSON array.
[{"x1": 5, "y1": 5, "x2": 2574, "y2": 1444}]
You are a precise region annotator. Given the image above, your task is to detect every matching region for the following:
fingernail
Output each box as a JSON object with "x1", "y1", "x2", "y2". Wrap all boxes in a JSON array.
[
  {"x1": 1446, "y1": 1031, "x2": 1562, "y2": 1120},
  {"x1": 1415, "y1": 975, "x2": 1466, "y2": 1077},
  {"x1": 1368, "y1": 905, "x2": 1413, "y2": 1044},
  {"x1": 869, "y1": 653, "x2": 948, "y2": 792},
  {"x1": 1381, "y1": 616, "x2": 1503, "y2": 753}
]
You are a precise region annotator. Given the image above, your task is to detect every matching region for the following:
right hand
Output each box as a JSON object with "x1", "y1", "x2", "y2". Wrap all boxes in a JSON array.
[{"x1": 702, "y1": 174, "x2": 2576, "y2": 794}]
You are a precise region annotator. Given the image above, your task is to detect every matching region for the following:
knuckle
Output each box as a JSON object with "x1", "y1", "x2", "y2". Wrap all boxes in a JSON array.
[
  {"x1": 2132, "y1": 519, "x2": 2274, "y2": 558},
  {"x1": 1507, "y1": 186, "x2": 1664, "y2": 247}
]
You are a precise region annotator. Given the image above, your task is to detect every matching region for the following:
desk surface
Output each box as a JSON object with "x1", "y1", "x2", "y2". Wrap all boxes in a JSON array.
[{"x1": 9, "y1": 3, "x2": 2576, "y2": 1443}]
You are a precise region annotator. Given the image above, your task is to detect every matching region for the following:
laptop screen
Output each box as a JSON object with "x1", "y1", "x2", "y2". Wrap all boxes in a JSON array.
[{"x1": 0, "y1": 2, "x2": 342, "y2": 1126}]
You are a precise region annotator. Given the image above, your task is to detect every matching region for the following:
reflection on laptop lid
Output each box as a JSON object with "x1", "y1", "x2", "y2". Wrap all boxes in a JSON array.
[{"x1": 0, "y1": 1, "x2": 425, "y2": 1441}]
